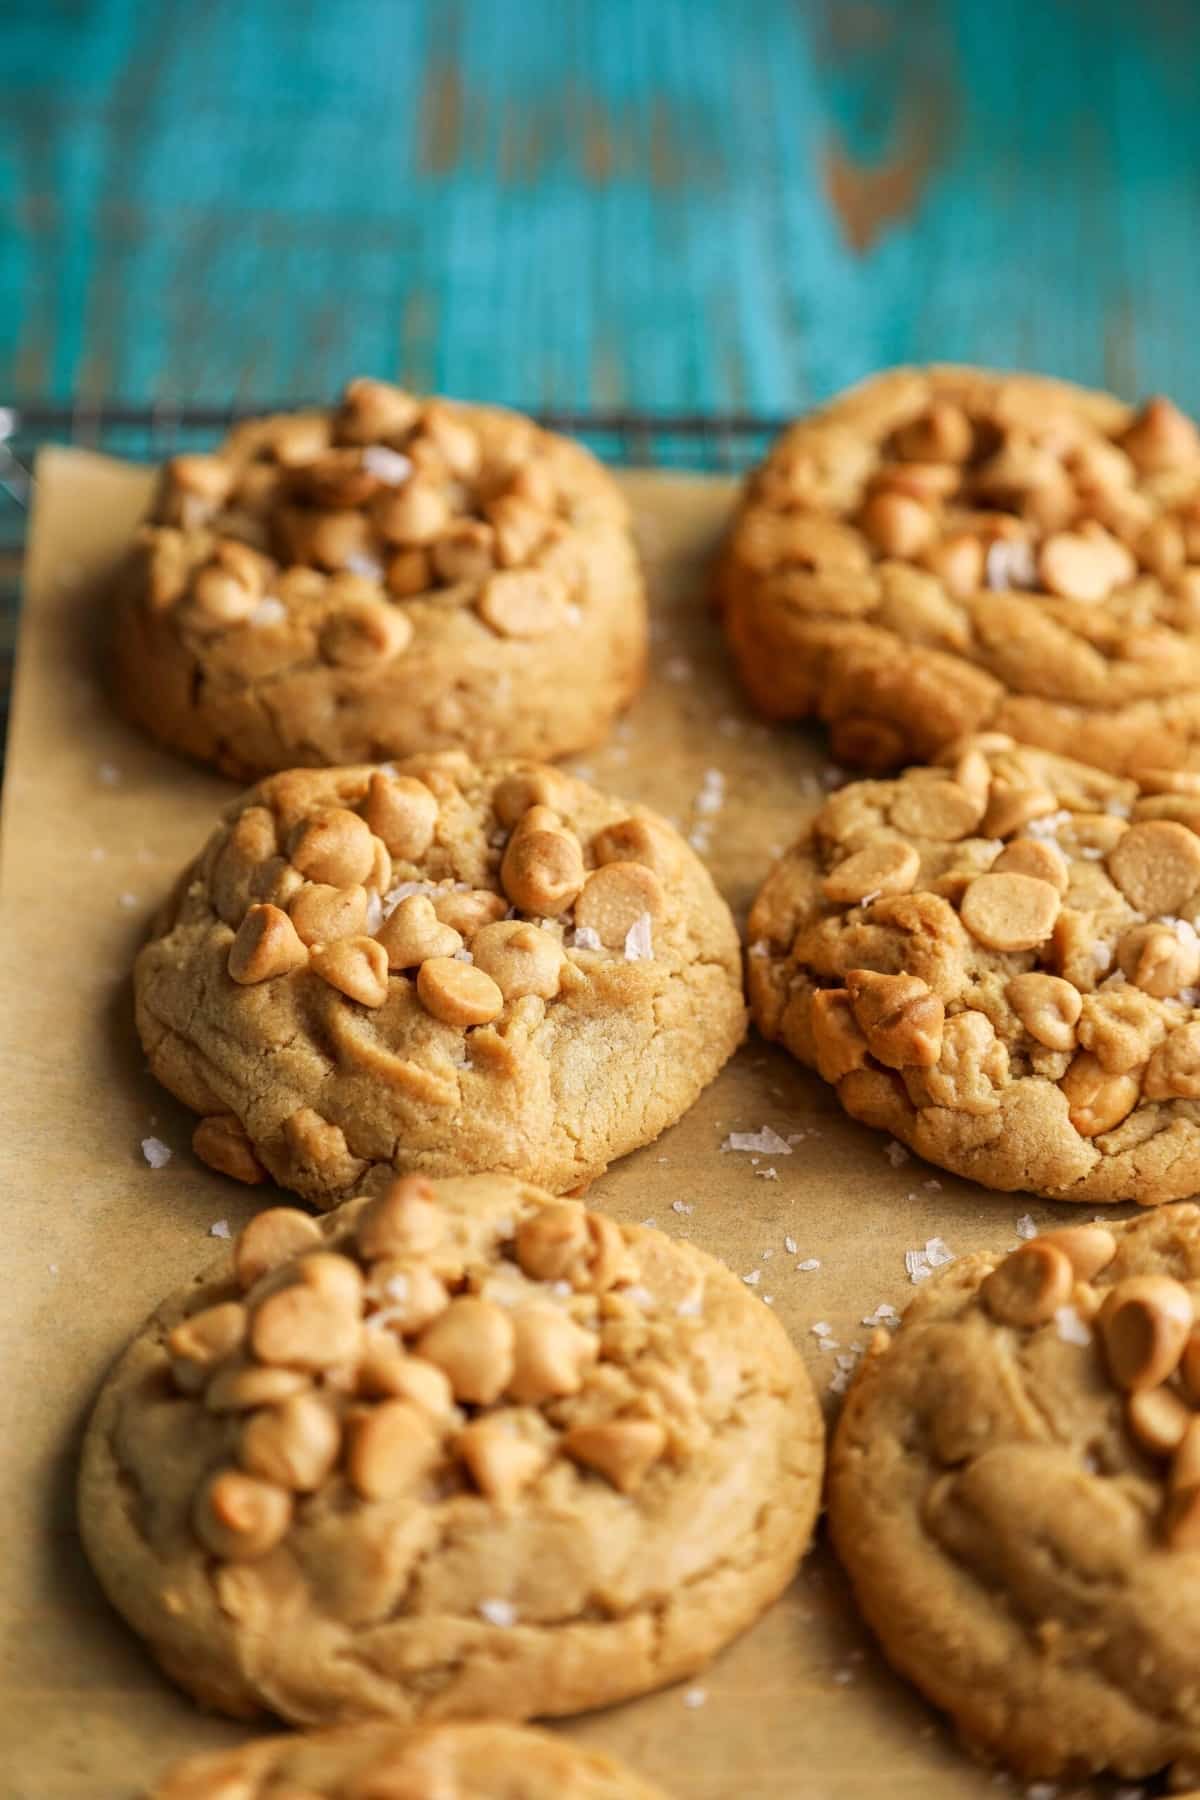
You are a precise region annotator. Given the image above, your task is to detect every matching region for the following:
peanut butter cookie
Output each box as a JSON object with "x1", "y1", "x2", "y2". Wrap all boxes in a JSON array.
[
  {"x1": 135, "y1": 754, "x2": 746, "y2": 1205},
  {"x1": 80, "y1": 1176, "x2": 822, "y2": 1727},
  {"x1": 748, "y1": 733, "x2": 1200, "y2": 1203},
  {"x1": 115, "y1": 380, "x2": 646, "y2": 778},
  {"x1": 152, "y1": 1720, "x2": 669, "y2": 1799},
  {"x1": 830, "y1": 1207, "x2": 1200, "y2": 1783},
  {"x1": 719, "y1": 365, "x2": 1200, "y2": 776}
]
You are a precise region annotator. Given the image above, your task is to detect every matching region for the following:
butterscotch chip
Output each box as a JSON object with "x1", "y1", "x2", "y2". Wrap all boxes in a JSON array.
[
  {"x1": 720, "y1": 368, "x2": 1200, "y2": 780},
  {"x1": 116, "y1": 383, "x2": 647, "y2": 778},
  {"x1": 310, "y1": 936, "x2": 390, "y2": 1007},
  {"x1": 80, "y1": 1174, "x2": 822, "y2": 1730},
  {"x1": 150, "y1": 1721, "x2": 672, "y2": 1800},
  {"x1": 1107, "y1": 819, "x2": 1200, "y2": 914},
  {"x1": 167, "y1": 1302, "x2": 247, "y2": 1390},
  {"x1": 746, "y1": 734, "x2": 1200, "y2": 1205},
  {"x1": 821, "y1": 839, "x2": 920, "y2": 904},
  {"x1": 981, "y1": 1241, "x2": 1075, "y2": 1327},
  {"x1": 828, "y1": 1206, "x2": 1200, "y2": 1781},
  {"x1": 960, "y1": 871, "x2": 1060, "y2": 952},
  {"x1": 135, "y1": 758, "x2": 745, "y2": 1206},
  {"x1": 228, "y1": 902, "x2": 309, "y2": 984},
  {"x1": 889, "y1": 780, "x2": 983, "y2": 840},
  {"x1": 1100, "y1": 1275, "x2": 1193, "y2": 1391}
]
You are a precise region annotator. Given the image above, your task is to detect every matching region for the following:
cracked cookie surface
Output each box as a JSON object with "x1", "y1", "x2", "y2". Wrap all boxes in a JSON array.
[
  {"x1": 114, "y1": 380, "x2": 646, "y2": 778},
  {"x1": 719, "y1": 365, "x2": 1200, "y2": 776},
  {"x1": 152, "y1": 1720, "x2": 669, "y2": 1799},
  {"x1": 80, "y1": 1175, "x2": 822, "y2": 1728},
  {"x1": 134, "y1": 753, "x2": 746, "y2": 1206},
  {"x1": 748, "y1": 733, "x2": 1200, "y2": 1204},
  {"x1": 829, "y1": 1207, "x2": 1200, "y2": 1784}
]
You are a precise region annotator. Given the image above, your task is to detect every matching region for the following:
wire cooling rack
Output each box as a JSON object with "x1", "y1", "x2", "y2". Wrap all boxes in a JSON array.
[{"x1": 0, "y1": 401, "x2": 781, "y2": 751}]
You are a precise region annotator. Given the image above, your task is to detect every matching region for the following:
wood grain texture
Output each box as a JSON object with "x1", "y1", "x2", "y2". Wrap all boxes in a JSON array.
[{"x1": 2, "y1": 0, "x2": 1200, "y2": 419}]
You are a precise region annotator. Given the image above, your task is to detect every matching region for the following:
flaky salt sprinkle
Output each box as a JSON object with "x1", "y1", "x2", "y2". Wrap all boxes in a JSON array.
[
  {"x1": 811, "y1": 1321, "x2": 833, "y2": 1338},
  {"x1": 344, "y1": 552, "x2": 384, "y2": 581},
  {"x1": 682, "y1": 1686, "x2": 707, "y2": 1709},
  {"x1": 862, "y1": 1302, "x2": 899, "y2": 1327},
  {"x1": 571, "y1": 925, "x2": 603, "y2": 952},
  {"x1": 694, "y1": 769, "x2": 726, "y2": 816},
  {"x1": 984, "y1": 537, "x2": 1037, "y2": 592},
  {"x1": 1091, "y1": 941, "x2": 1113, "y2": 974},
  {"x1": 1055, "y1": 1305, "x2": 1092, "y2": 1346},
  {"x1": 722, "y1": 1125, "x2": 792, "y2": 1156},
  {"x1": 209, "y1": 1219, "x2": 231, "y2": 1239},
  {"x1": 141, "y1": 1137, "x2": 172, "y2": 1169},
  {"x1": 97, "y1": 762, "x2": 121, "y2": 785},
  {"x1": 671, "y1": 1199, "x2": 693, "y2": 1215},
  {"x1": 754, "y1": 1166, "x2": 779, "y2": 1181},
  {"x1": 676, "y1": 1294, "x2": 703, "y2": 1317},
  {"x1": 251, "y1": 595, "x2": 287, "y2": 626},
  {"x1": 796, "y1": 1258, "x2": 821, "y2": 1272},
  {"x1": 1016, "y1": 1214, "x2": 1037, "y2": 1240},
  {"x1": 906, "y1": 1237, "x2": 955, "y2": 1283},
  {"x1": 364, "y1": 891, "x2": 384, "y2": 935},
  {"x1": 742, "y1": 1270, "x2": 762, "y2": 1287},
  {"x1": 1025, "y1": 809, "x2": 1072, "y2": 841},
  {"x1": 623, "y1": 912, "x2": 654, "y2": 961},
  {"x1": 663, "y1": 655, "x2": 694, "y2": 683},
  {"x1": 784, "y1": 1235, "x2": 798, "y2": 1254},
  {"x1": 747, "y1": 939, "x2": 771, "y2": 959},
  {"x1": 884, "y1": 1140, "x2": 909, "y2": 1168},
  {"x1": 478, "y1": 1599, "x2": 517, "y2": 1628},
  {"x1": 362, "y1": 445, "x2": 413, "y2": 484}
]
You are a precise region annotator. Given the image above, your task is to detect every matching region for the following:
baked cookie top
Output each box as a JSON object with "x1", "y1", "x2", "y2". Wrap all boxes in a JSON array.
[
  {"x1": 829, "y1": 1207, "x2": 1200, "y2": 1783},
  {"x1": 748, "y1": 732, "x2": 1200, "y2": 1204},
  {"x1": 134, "y1": 753, "x2": 746, "y2": 1205},
  {"x1": 719, "y1": 365, "x2": 1200, "y2": 776},
  {"x1": 116, "y1": 380, "x2": 645, "y2": 776},
  {"x1": 81, "y1": 1175, "x2": 822, "y2": 1728},
  {"x1": 152, "y1": 1720, "x2": 669, "y2": 1800}
]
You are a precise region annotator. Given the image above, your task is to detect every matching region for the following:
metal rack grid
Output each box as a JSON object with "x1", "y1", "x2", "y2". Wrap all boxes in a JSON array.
[{"x1": 0, "y1": 402, "x2": 782, "y2": 752}]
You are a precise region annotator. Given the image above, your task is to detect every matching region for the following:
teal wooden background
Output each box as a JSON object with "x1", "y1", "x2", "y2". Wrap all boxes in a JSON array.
[{"x1": 5, "y1": 0, "x2": 1200, "y2": 420}]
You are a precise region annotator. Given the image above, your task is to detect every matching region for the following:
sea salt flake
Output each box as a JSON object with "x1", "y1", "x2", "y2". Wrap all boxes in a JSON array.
[
  {"x1": 1025, "y1": 809, "x2": 1073, "y2": 841},
  {"x1": 747, "y1": 939, "x2": 771, "y2": 959},
  {"x1": 209, "y1": 1219, "x2": 231, "y2": 1239},
  {"x1": 119, "y1": 892, "x2": 140, "y2": 909},
  {"x1": 362, "y1": 445, "x2": 412, "y2": 484},
  {"x1": 663, "y1": 655, "x2": 693, "y2": 683},
  {"x1": 811, "y1": 1321, "x2": 833, "y2": 1337},
  {"x1": 453, "y1": 947, "x2": 474, "y2": 963},
  {"x1": 344, "y1": 552, "x2": 384, "y2": 580},
  {"x1": 797, "y1": 1258, "x2": 821, "y2": 1271},
  {"x1": 572, "y1": 924, "x2": 603, "y2": 952},
  {"x1": 1016, "y1": 1214, "x2": 1037, "y2": 1240},
  {"x1": 754, "y1": 1166, "x2": 779, "y2": 1180},
  {"x1": 1091, "y1": 941, "x2": 1113, "y2": 973},
  {"x1": 671, "y1": 1199, "x2": 693, "y2": 1215},
  {"x1": 985, "y1": 537, "x2": 1037, "y2": 591},
  {"x1": 676, "y1": 1294, "x2": 702, "y2": 1317},
  {"x1": 97, "y1": 762, "x2": 121, "y2": 785},
  {"x1": 924, "y1": 1236, "x2": 954, "y2": 1268},
  {"x1": 1055, "y1": 1305, "x2": 1092, "y2": 1346},
  {"x1": 722, "y1": 1125, "x2": 792, "y2": 1156},
  {"x1": 862, "y1": 1302, "x2": 899, "y2": 1327},
  {"x1": 623, "y1": 1285, "x2": 655, "y2": 1310},
  {"x1": 694, "y1": 770, "x2": 726, "y2": 816},
  {"x1": 784, "y1": 1235, "x2": 798, "y2": 1254},
  {"x1": 884, "y1": 1140, "x2": 909, "y2": 1168},
  {"x1": 682, "y1": 1686, "x2": 707, "y2": 1709},
  {"x1": 742, "y1": 1270, "x2": 762, "y2": 1287},
  {"x1": 478, "y1": 1599, "x2": 517, "y2": 1628},
  {"x1": 141, "y1": 1137, "x2": 172, "y2": 1168},
  {"x1": 1105, "y1": 798, "x2": 1132, "y2": 819},
  {"x1": 251, "y1": 595, "x2": 286, "y2": 626},
  {"x1": 623, "y1": 913, "x2": 654, "y2": 961},
  {"x1": 364, "y1": 891, "x2": 384, "y2": 934}
]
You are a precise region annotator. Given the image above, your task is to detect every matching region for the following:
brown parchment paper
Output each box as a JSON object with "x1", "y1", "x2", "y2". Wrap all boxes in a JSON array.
[{"x1": 0, "y1": 450, "x2": 1139, "y2": 1799}]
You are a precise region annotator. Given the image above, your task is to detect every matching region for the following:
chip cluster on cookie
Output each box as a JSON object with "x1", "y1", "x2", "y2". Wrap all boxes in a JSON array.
[
  {"x1": 79, "y1": 1175, "x2": 822, "y2": 1726},
  {"x1": 720, "y1": 367, "x2": 1200, "y2": 776},
  {"x1": 829, "y1": 1207, "x2": 1200, "y2": 1782},
  {"x1": 116, "y1": 379, "x2": 646, "y2": 775},
  {"x1": 135, "y1": 753, "x2": 746, "y2": 1204},
  {"x1": 748, "y1": 733, "x2": 1200, "y2": 1202}
]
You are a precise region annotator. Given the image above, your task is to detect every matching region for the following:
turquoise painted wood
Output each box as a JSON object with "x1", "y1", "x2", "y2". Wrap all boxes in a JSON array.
[{"x1": 3, "y1": 0, "x2": 1200, "y2": 421}]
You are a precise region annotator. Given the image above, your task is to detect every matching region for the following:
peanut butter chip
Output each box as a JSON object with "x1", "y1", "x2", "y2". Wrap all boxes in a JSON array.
[
  {"x1": 564, "y1": 1419, "x2": 667, "y2": 1493},
  {"x1": 377, "y1": 895, "x2": 463, "y2": 969},
  {"x1": 1100, "y1": 1275, "x2": 1194, "y2": 1390},
  {"x1": 470, "y1": 921, "x2": 564, "y2": 1001},
  {"x1": 288, "y1": 808, "x2": 376, "y2": 888},
  {"x1": 239, "y1": 1392, "x2": 341, "y2": 1491},
  {"x1": 960, "y1": 872, "x2": 1060, "y2": 952},
  {"x1": 357, "y1": 1176, "x2": 442, "y2": 1259},
  {"x1": 416, "y1": 1297, "x2": 516, "y2": 1404},
  {"x1": 457, "y1": 1415, "x2": 549, "y2": 1505},
  {"x1": 234, "y1": 1208, "x2": 323, "y2": 1290},
  {"x1": 193, "y1": 1470, "x2": 293, "y2": 1561},
  {"x1": 491, "y1": 767, "x2": 574, "y2": 828},
  {"x1": 167, "y1": 1302, "x2": 247, "y2": 1390},
  {"x1": 363, "y1": 772, "x2": 439, "y2": 860},
  {"x1": 1118, "y1": 923, "x2": 1200, "y2": 998},
  {"x1": 1126, "y1": 1386, "x2": 1193, "y2": 1458},
  {"x1": 574, "y1": 862, "x2": 666, "y2": 949},
  {"x1": 992, "y1": 838, "x2": 1070, "y2": 894},
  {"x1": 822, "y1": 840, "x2": 920, "y2": 905},
  {"x1": 889, "y1": 780, "x2": 984, "y2": 840},
  {"x1": 810, "y1": 989, "x2": 870, "y2": 1083},
  {"x1": 1145, "y1": 1023, "x2": 1200, "y2": 1101},
  {"x1": 288, "y1": 883, "x2": 368, "y2": 948},
  {"x1": 416, "y1": 957, "x2": 504, "y2": 1026},
  {"x1": 205, "y1": 1364, "x2": 310, "y2": 1413},
  {"x1": 591, "y1": 815, "x2": 677, "y2": 877},
  {"x1": 845, "y1": 969, "x2": 944, "y2": 1069},
  {"x1": 1107, "y1": 820, "x2": 1200, "y2": 914},
  {"x1": 1005, "y1": 972, "x2": 1081, "y2": 1051},
  {"x1": 981, "y1": 1241, "x2": 1075, "y2": 1328},
  {"x1": 250, "y1": 1277, "x2": 363, "y2": 1372},
  {"x1": 500, "y1": 810, "x2": 586, "y2": 915},
  {"x1": 319, "y1": 601, "x2": 413, "y2": 668},
  {"x1": 514, "y1": 1204, "x2": 590, "y2": 1283},
  {"x1": 1038, "y1": 530, "x2": 1128, "y2": 601},
  {"x1": 310, "y1": 935, "x2": 390, "y2": 1007},
  {"x1": 193, "y1": 1114, "x2": 267, "y2": 1185},
  {"x1": 431, "y1": 888, "x2": 508, "y2": 937},
  {"x1": 347, "y1": 1400, "x2": 439, "y2": 1500},
  {"x1": 507, "y1": 1306, "x2": 599, "y2": 1403},
  {"x1": 981, "y1": 784, "x2": 1057, "y2": 840},
  {"x1": 477, "y1": 569, "x2": 567, "y2": 637},
  {"x1": 1060, "y1": 1051, "x2": 1141, "y2": 1136},
  {"x1": 228, "y1": 903, "x2": 309, "y2": 984},
  {"x1": 1036, "y1": 1225, "x2": 1117, "y2": 1281}
]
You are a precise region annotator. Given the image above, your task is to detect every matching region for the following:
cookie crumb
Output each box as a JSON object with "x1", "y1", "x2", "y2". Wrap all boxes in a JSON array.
[
  {"x1": 478, "y1": 1598, "x2": 517, "y2": 1628},
  {"x1": 140, "y1": 1136, "x2": 172, "y2": 1169}
]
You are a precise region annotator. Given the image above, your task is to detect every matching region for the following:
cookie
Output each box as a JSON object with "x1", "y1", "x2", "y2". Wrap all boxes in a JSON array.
[
  {"x1": 719, "y1": 365, "x2": 1200, "y2": 777},
  {"x1": 134, "y1": 753, "x2": 746, "y2": 1206},
  {"x1": 80, "y1": 1175, "x2": 823, "y2": 1727},
  {"x1": 828, "y1": 1207, "x2": 1200, "y2": 1783},
  {"x1": 114, "y1": 380, "x2": 646, "y2": 778},
  {"x1": 747, "y1": 732, "x2": 1200, "y2": 1204},
  {"x1": 151, "y1": 1720, "x2": 669, "y2": 1799}
]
